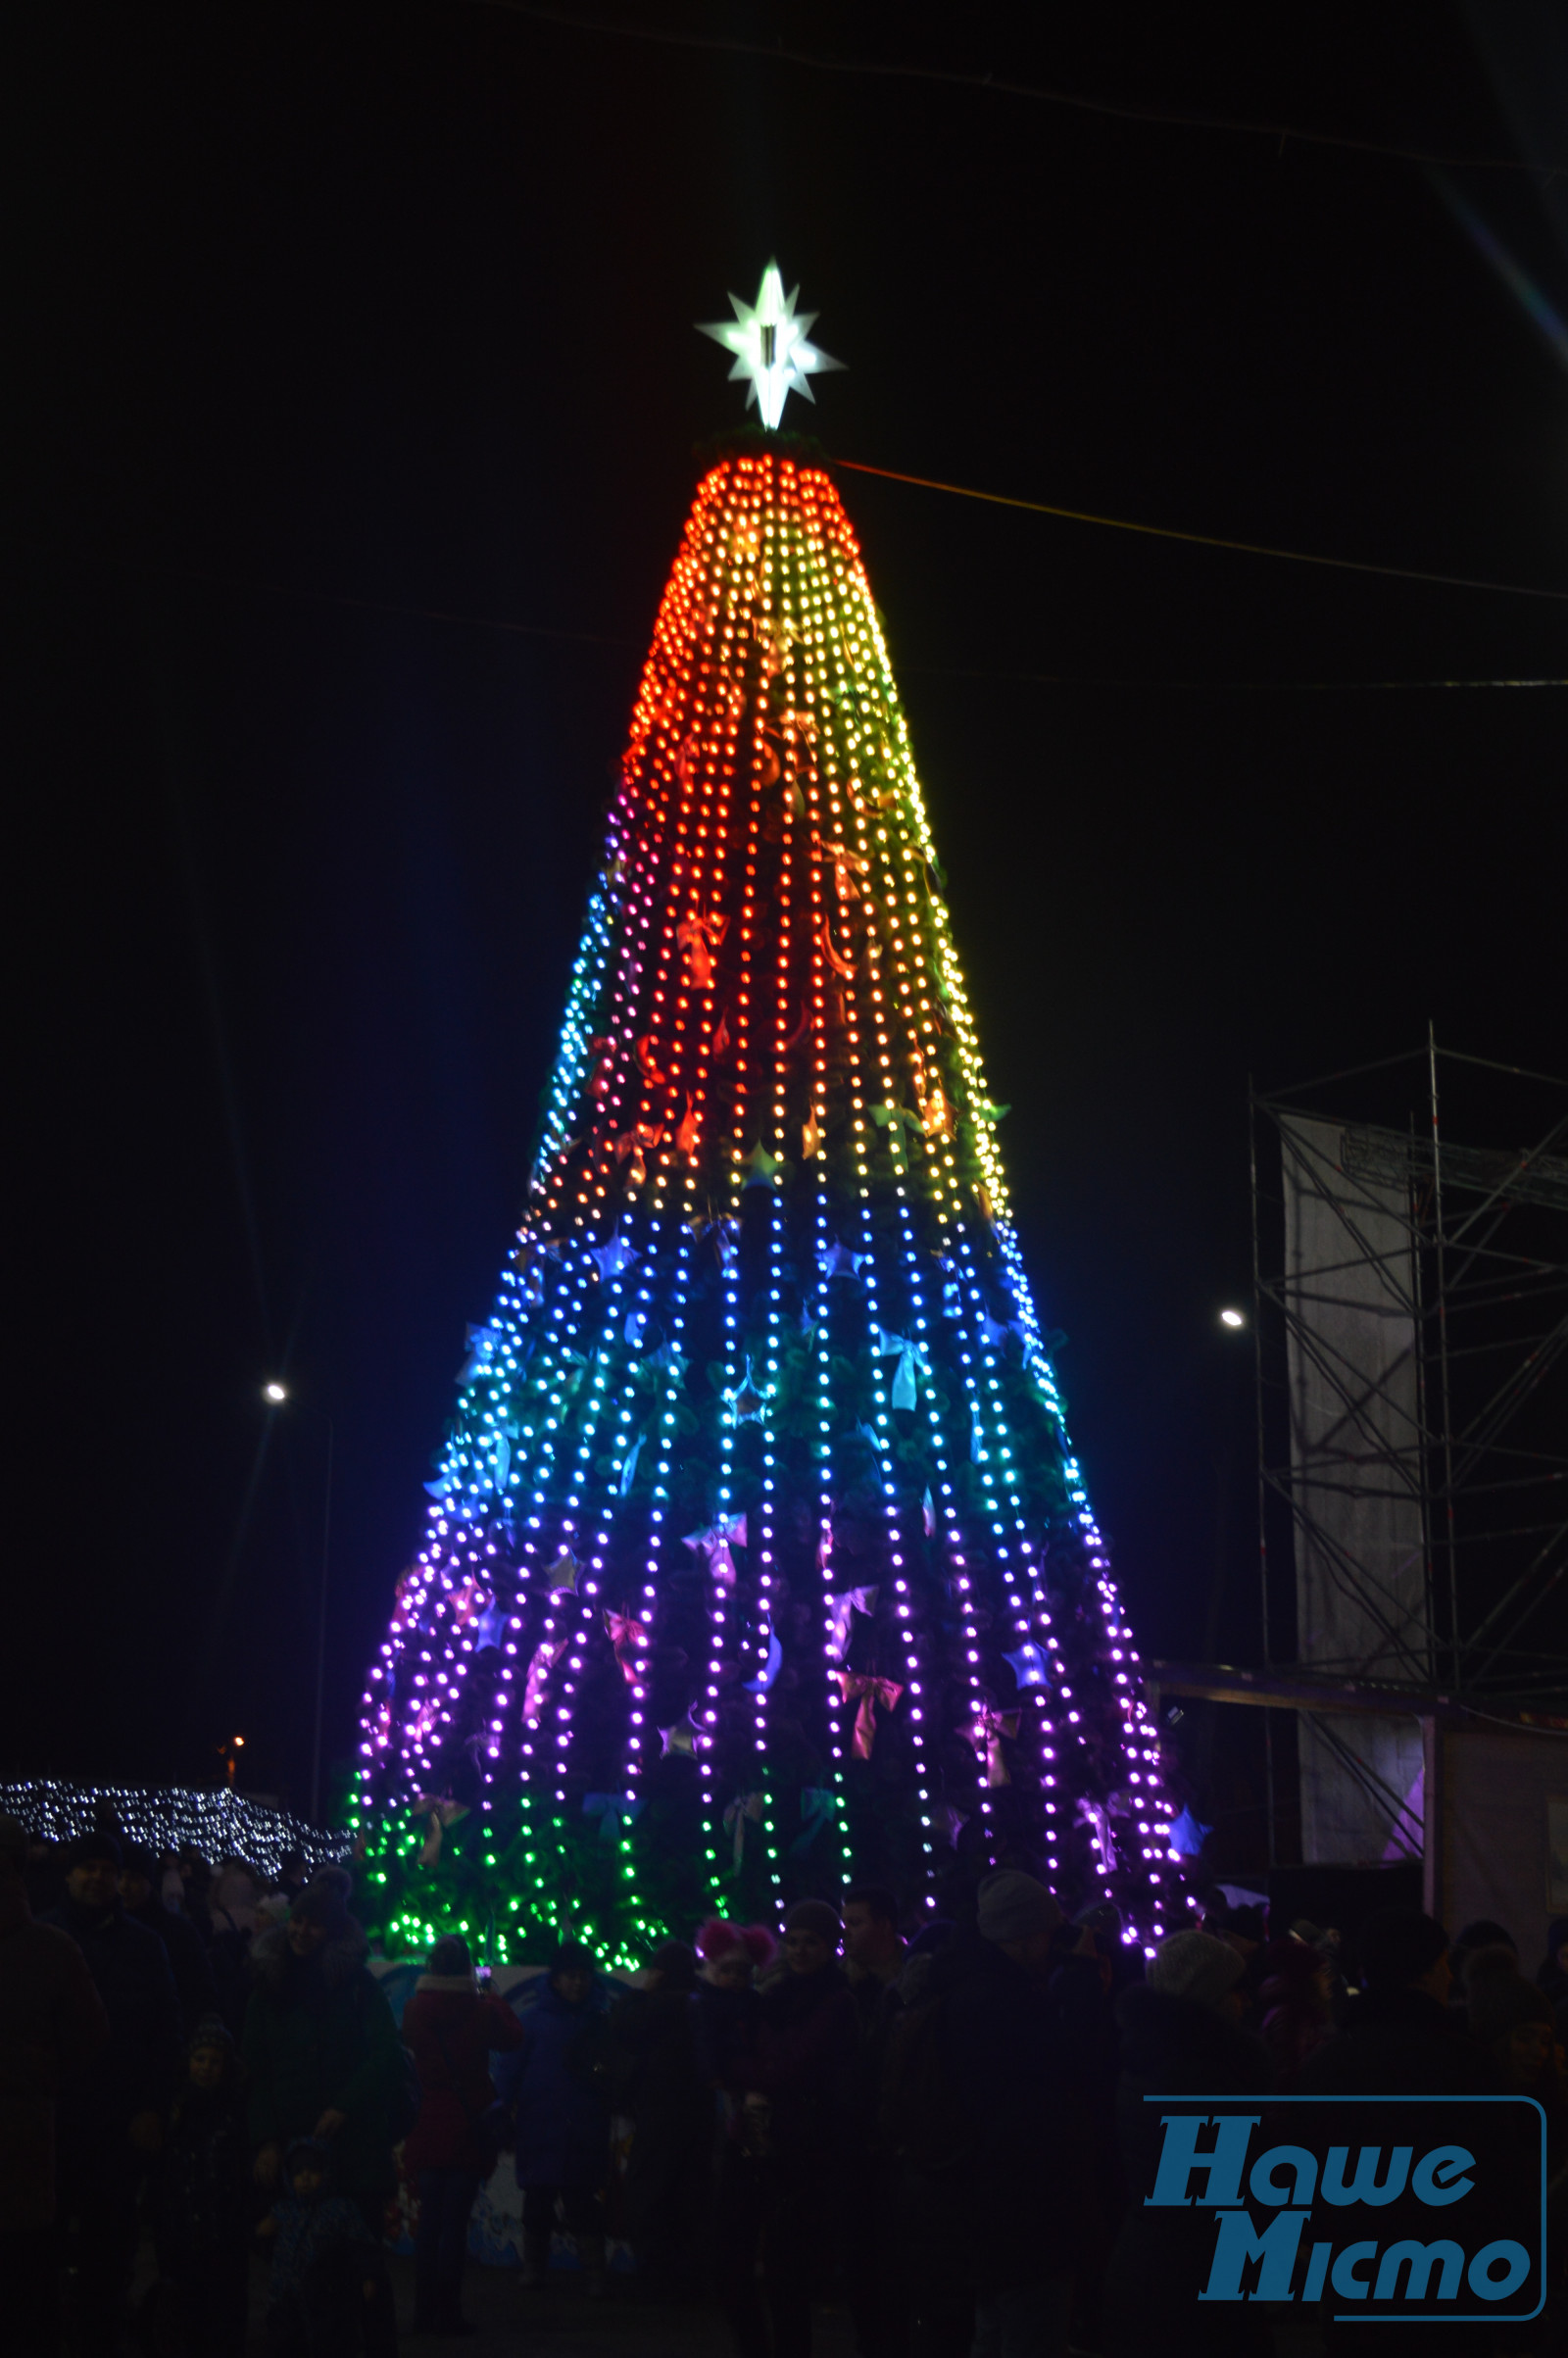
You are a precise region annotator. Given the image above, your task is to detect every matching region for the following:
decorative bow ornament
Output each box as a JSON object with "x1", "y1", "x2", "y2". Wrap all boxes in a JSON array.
[
  {"x1": 872, "y1": 1327, "x2": 931, "y2": 1411},
  {"x1": 603, "y1": 1608, "x2": 648, "y2": 1684},
  {"x1": 521, "y1": 1638, "x2": 567, "y2": 1725},
  {"x1": 684, "y1": 1512, "x2": 747, "y2": 1587},
  {"x1": 960, "y1": 1703, "x2": 1020, "y2": 1787},
  {"x1": 1076, "y1": 1795, "x2": 1117, "y2": 1877},
  {"x1": 811, "y1": 836, "x2": 870, "y2": 904},
  {"x1": 870, "y1": 1100, "x2": 923, "y2": 1173},
  {"x1": 613, "y1": 1122, "x2": 662, "y2": 1189},
  {"x1": 722, "y1": 1791, "x2": 765, "y2": 1873},
  {"x1": 790, "y1": 1786, "x2": 839, "y2": 1857},
  {"x1": 447, "y1": 1576, "x2": 485, "y2": 1632},
  {"x1": 582, "y1": 1792, "x2": 646, "y2": 1843},
  {"x1": 817, "y1": 916, "x2": 855, "y2": 978},
  {"x1": 836, "y1": 1671, "x2": 905, "y2": 1759},
  {"x1": 917, "y1": 1084, "x2": 956, "y2": 1142},
  {"x1": 415, "y1": 1794, "x2": 468, "y2": 1866},
  {"x1": 676, "y1": 909, "x2": 728, "y2": 987},
  {"x1": 824, "y1": 1585, "x2": 878, "y2": 1664}
]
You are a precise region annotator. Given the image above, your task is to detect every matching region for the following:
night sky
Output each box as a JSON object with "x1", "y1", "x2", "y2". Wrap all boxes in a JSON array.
[{"x1": 12, "y1": 6, "x2": 1565, "y2": 1819}]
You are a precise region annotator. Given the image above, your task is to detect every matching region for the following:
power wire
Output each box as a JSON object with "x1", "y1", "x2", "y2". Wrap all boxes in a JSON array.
[
  {"x1": 466, "y1": 3, "x2": 1568, "y2": 177},
  {"x1": 835, "y1": 458, "x2": 1568, "y2": 603}
]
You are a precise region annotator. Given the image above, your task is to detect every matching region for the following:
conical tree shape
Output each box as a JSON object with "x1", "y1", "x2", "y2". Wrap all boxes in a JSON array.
[{"x1": 354, "y1": 438, "x2": 1182, "y2": 1963}]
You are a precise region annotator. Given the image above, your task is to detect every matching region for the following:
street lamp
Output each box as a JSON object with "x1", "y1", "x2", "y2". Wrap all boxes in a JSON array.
[
  {"x1": 1219, "y1": 1306, "x2": 1246, "y2": 1330},
  {"x1": 263, "y1": 1384, "x2": 334, "y2": 1824}
]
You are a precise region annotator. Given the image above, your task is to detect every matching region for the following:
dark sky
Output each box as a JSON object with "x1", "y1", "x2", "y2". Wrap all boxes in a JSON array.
[{"x1": 11, "y1": 4, "x2": 1566, "y2": 1813}]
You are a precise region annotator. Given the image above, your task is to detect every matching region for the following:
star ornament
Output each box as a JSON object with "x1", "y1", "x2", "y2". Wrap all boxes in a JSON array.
[{"x1": 698, "y1": 263, "x2": 844, "y2": 432}]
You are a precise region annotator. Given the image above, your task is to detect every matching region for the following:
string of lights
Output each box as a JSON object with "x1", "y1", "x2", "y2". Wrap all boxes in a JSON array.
[
  {"x1": 0, "y1": 1780, "x2": 347, "y2": 1878},
  {"x1": 352, "y1": 440, "x2": 1186, "y2": 1961}
]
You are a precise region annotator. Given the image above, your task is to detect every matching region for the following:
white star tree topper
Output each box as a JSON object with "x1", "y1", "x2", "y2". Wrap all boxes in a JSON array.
[{"x1": 698, "y1": 263, "x2": 844, "y2": 431}]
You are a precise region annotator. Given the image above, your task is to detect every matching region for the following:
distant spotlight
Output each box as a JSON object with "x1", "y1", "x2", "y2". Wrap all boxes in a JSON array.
[
  {"x1": 264, "y1": 1381, "x2": 288, "y2": 1402},
  {"x1": 1220, "y1": 1307, "x2": 1246, "y2": 1330}
]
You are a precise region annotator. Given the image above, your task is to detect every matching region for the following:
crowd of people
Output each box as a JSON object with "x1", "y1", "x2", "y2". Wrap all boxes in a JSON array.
[{"x1": 2, "y1": 1807, "x2": 1564, "y2": 2356}]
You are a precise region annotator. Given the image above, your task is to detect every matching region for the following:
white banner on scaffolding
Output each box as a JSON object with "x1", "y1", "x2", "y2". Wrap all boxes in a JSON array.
[{"x1": 1280, "y1": 1115, "x2": 1430, "y2": 1864}]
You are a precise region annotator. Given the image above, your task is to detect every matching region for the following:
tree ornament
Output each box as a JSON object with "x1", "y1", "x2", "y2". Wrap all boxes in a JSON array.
[
  {"x1": 722, "y1": 1791, "x2": 765, "y2": 1872},
  {"x1": 836, "y1": 1672, "x2": 904, "y2": 1759},
  {"x1": 960, "y1": 1704, "x2": 1020, "y2": 1787},
  {"x1": 543, "y1": 1547, "x2": 580, "y2": 1596},
  {"x1": 825, "y1": 1585, "x2": 879, "y2": 1663}
]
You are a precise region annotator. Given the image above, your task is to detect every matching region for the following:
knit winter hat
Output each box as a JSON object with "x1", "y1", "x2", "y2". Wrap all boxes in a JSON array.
[
  {"x1": 782, "y1": 1897, "x2": 842, "y2": 1945},
  {"x1": 976, "y1": 1871, "x2": 1064, "y2": 1946},
  {"x1": 1357, "y1": 1908, "x2": 1448, "y2": 1990},
  {"x1": 650, "y1": 1940, "x2": 698, "y2": 1989},
  {"x1": 189, "y1": 2013, "x2": 234, "y2": 2057},
  {"x1": 427, "y1": 1935, "x2": 473, "y2": 1978},
  {"x1": 68, "y1": 1831, "x2": 122, "y2": 1869},
  {"x1": 284, "y1": 2137, "x2": 332, "y2": 2190},
  {"x1": 696, "y1": 1918, "x2": 778, "y2": 1969},
  {"x1": 1150, "y1": 1930, "x2": 1247, "y2": 2013},
  {"x1": 1467, "y1": 1952, "x2": 1552, "y2": 2045},
  {"x1": 121, "y1": 1843, "x2": 159, "y2": 1882},
  {"x1": 292, "y1": 1864, "x2": 353, "y2": 1935}
]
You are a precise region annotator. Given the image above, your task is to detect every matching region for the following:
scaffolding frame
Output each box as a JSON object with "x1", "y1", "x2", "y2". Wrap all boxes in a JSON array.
[{"x1": 1250, "y1": 1032, "x2": 1568, "y2": 1745}]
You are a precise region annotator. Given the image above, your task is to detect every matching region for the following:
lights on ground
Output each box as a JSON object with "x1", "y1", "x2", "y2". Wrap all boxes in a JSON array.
[
  {"x1": 264, "y1": 1381, "x2": 288, "y2": 1402},
  {"x1": 1220, "y1": 1307, "x2": 1246, "y2": 1330}
]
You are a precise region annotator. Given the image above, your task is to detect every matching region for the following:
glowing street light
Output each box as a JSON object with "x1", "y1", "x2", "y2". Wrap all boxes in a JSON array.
[
  {"x1": 1220, "y1": 1307, "x2": 1246, "y2": 1330},
  {"x1": 264, "y1": 1381, "x2": 287, "y2": 1403}
]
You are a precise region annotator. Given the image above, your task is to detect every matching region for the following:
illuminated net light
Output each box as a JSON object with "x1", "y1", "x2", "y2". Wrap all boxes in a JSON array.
[{"x1": 355, "y1": 426, "x2": 1183, "y2": 1959}]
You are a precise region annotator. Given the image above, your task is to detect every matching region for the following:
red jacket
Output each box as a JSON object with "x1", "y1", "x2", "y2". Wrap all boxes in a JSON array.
[{"x1": 402, "y1": 1979, "x2": 525, "y2": 2175}]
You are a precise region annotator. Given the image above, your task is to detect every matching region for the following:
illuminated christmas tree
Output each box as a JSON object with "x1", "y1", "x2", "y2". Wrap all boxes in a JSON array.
[{"x1": 354, "y1": 270, "x2": 1182, "y2": 1963}]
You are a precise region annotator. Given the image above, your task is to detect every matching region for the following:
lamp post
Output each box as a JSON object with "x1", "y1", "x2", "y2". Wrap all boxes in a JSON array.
[{"x1": 263, "y1": 1384, "x2": 334, "y2": 1825}]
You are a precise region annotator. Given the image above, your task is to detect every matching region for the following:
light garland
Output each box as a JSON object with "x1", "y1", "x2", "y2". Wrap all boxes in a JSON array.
[
  {"x1": 1, "y1": 1781, "x2": 347, "y2": 1879},
  {"x1": 353, "y1": 443, "x2": 1185, "y2": 1959}
]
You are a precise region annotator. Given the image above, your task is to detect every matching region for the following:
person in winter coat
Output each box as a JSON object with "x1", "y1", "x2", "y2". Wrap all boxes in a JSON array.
[
  {"x1": 401, "y1": 1933, "x2": 525, "y2": 2334},
  {"x1": 120, "y1": 1842, "x2": 219, "y2": 2039},
  {"x1": 603, "y1": 1939, "x2": 711, "y2": 2301},
  {"x1": 0, "y1": 1814, "x2": 110, "y2": 2355},
  {"x1": 492, "y1": 1941, "x2": 615, "y2": 2293},
  {"x1": 43, "y1": 1828, "x2": 184, "y2": 2356},
  {"x1": 243, "y1": 1867, "x2": 405, "y2": 2232},
  {"x1": 1467, "y1": 1945, "x2": 1567, "y2": 2166},
  {"x1": 692, "y1": 1919, "x2": 774, "y2": 2094},
  {"x1": 1298, "y1": 1908, "x2": 1492, "y2": 2099},
  {"x1": 941, "y1": 1873, "x2": 1105, "y2": 2358},
  {"x1": 714, "y1": 1896, "x2": 859, "y2": 2358},
  {"x1": 145, "y1": 2015, "x2": 254, "y2": 2358},
  {"x1": 260, "y1": 2136, "x2": 390, "y2": 2356},
  {"x1": 1256, "y1": 1933, "x2": 1335, "y2": 2090},
  {"x1": 1102, "y1": 1928, "x2": 1274, "y2": 2358}
]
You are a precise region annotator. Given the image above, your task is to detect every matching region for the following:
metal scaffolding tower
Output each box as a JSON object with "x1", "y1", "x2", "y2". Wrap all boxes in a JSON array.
[{"x1": 1250, "y1": 1034, "x2": 1567, "y2": 1861}]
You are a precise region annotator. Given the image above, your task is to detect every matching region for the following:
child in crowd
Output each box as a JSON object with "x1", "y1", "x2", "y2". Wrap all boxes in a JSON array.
[
  {"x1": 143, "y1": 2015, "x2": 253, "y2": 2356},
  {"x1": 260, "y1": 2137, "x2": 393, "y2": 2355}
]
